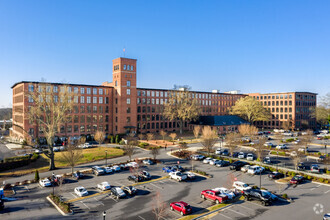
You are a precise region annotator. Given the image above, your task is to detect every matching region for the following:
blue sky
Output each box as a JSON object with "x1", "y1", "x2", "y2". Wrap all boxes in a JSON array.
[{"x1": 1, "y1": 0, "x2": 329, "y2": 107}]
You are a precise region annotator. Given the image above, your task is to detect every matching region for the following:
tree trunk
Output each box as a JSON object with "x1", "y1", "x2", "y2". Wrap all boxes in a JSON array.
[
  {"x1": 179, "y1": 120, "x2": 183, "y2": 135},
  {"x1": 71, "y1": 166, "x2": 74, "y2": 175},
  {"x1": 48, "y1": 147, "x2": 56, "y2": 170}
]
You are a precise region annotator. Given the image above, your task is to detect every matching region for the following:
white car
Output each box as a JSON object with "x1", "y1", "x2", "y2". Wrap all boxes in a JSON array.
[
  {"x1": 213, "y1": 187, "x2": 235, "y2": 200},
  {"x1": 203, "y1": 157, "x2": 212, "y2": 164},
  {"x1": 78, "y1": 143, "x2": 89, "y2": 149},
  {"x1": 233, "y1": 181, "x2": 251, "y2": 192},
  {"x1": 127, "y1": 162, "x2": 139, "y2": 168},
  {"x1": 169, "y1": 171, "x2": 187, "y2": 182},
  {"x1": 290, "y1": 151, "x2": 297, "y2": 157},
  {"x1": 264, "y1": 142, "x2": 274, "y2": 147},
  {"x1": 39, "y1": 178, "x2": 52, "y2": 187},
  {"x1": 74, "y1": 186, "x2": 88, "y2": 197},
  {"x1": 293, "y1": 139, "x2": 300, "y2": 144},
  {"x1": 191, "y1": 155, "x2": 205, "y2": 160},
  {"x1": 53, "y1": 147, "x2": 60, "y2": 152},
  {"x1": 276, "y1": 144, "x2": 287, "y2": 149},
  {"x1": 97, "y1": 182, "x2": 111, "y2": 191},
  {"x1": 112, "y1": 165, "x2": 121, "y2": 172},
  {"x1": 238, "y1": 152, "x2": 245, "y2": 159},
  {"x1": 215, "y1": 148, "x2": 222, "y2": 155},
  {"x1": 247, "y1": 165, "x2": 265, "y2": 175},
  {"x1": 104, "y1": 167, "x2": 114, "y2": 174},
  {"x1": 184, "y1": 172, "x2": 196, "y2": 179},
  {"x1": 241, "y1": 165, "x2": 251, "y2": 173},
  {"x1": 209, "y1": 159, "x2": 221, "y2": 165},
  {"x1": 246, "y1": 153, "x2": 254, "y2": 161}
]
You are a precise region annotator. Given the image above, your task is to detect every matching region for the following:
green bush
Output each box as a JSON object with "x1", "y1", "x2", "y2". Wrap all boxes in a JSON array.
[
  {"x1": 307, "y1": 176, "x2": 312, "y2": 180},
  {"x1": 319, "y1": 178, "x2": 324, "y2": 182},
  {"x1": 110, "y1": 136, "x2": 114, "y2": 143},
  {"x1": 324, "y1": 180, "x2": 329, "y2": 184},
  {"x1": 119, "y1": 140, "x2": 125, "y2": 145},
  {"x1": 282, "y1": 194, "x2": 288, "y2": 199},
  {"x1": 285, "y1": 138, "x2": 295, "y2": 142},
  {"x1": 115, "y1": 135, "x2": 119, "y2": 144},
  {"x1": 50, "y1": 194, "x2": 71, "y2": 213},
  {"x1": 138, "y1": 142, "x2": 149, "y2": 147}
]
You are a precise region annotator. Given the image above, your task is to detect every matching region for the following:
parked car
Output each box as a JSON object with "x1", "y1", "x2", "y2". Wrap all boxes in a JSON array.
[
  {"x1": 72, "y1": 171, "x2": 84, "y2": 180},
  {"x1": 268, "y1": 171, "x2": 284, "y2": 179},
  {"x1": 184, "y1": 172, "x2": 196, "y2": 180},
  {"x1": 112, "y1": 165, "x2": 121, "y2": 172},
  {"x1": 122, "y1": 186, "x2": 137, "y2": 195},
  {"x1": 290, "y1": 151, "x2": 297, "y2": 157},
  {"x1": 246, "y1": 153, "x2": 254, "y2": 161},
  {"x1": 243, "y1": 189, "x2": 272, "y2": 206},
  {"x1": 310, "y1": 164, "x2": 321, "y2": 173},
  {"x1": 261, "y1": 190, "x2": 278, "y2": 201},
  {"x1": 212, "y1": 187, "x2": 236, "y2": 200},
  {"x1": 127, "y1": 162, "x2": 139, "y2": 168},
  {"x1": 264, "y1": 142, "x2": 274, "y2": 147},
  {"x1": 323, "y1": 213, "x2": 330, "y2": 220},
  {"x1": 169, "y1": 171, "x2": 187, "y2": 182},
  {"x1": 241, "y1": 165, "x2": 251, "y2": 173},
  {"x1": 172, "y1": 165, "x2": 184, "y2": 172},
  {"x1": 238, "y1": 152, "x2": 245, "y2": 159},
  {"x1": 0, "y1": 198, "x2": 4, "y2": 211},
  {"x1": 203, "y1": 157, "x2": 213, "y2": 164},
  {"x1": 318, "y1": 155, "x2": 326, "y2": 162},
  {"x1": 191, "y1": 155, "x2": 205, "y2": 160},
  {"x1": 221, "y1": 149, "x2": 229, "y2": 156},
  {"x1": 233, "y1": 181, "x2": 251, "y2": 192},
  {"x1": 74, "y1": 186, "x2": 88, "y2": 197},
  {"x1": 209, "y1": 159, "x2": 221, "y2": 165},
  {"x1": 201, "y1": 189, "x2": 228, "y2": 204},
  {"x1": 290, "y1": 175, "x2": 304, "y2": 185},
  {"x1": 293, "y1": 139, "x2": 300, "y2": 144},
  {"x1": 97, "y1": 182, "x2": 111, "y2": 191},
  {"x1": 52, "y1": 175, "x2": 66, "y2": 185},
  {"x1": 276, "y1": 144, "x2": 288, "y2": 149},
  {"x1": 104, "y1": 167, "x2": 114, "y2": 174},
  {"x1": 143, "y1": 159, "x2": 154, "y2": 165},
  {"x1": 230, "y1": 161, "x2": 248, "y2": 171},
  {"x1": 110, "y1": 187, "x2": 126, "y2": 199},
  {"x1": 215, "y1": 160, "x2": 230, "y2": 167},
  {"x1": 170, "y1": 201, "x2": 192, "y2": 216},
  {"x1": 128, "y1": 175, "x2": 144, "y2": 183},
  {"x1": 232, "y1": 152, "x2": 239, "y2": 158},
  {"x1": 263, "y1": 156, "x2": 273, "y2": 164},
  {"x1": 215, "y1": 148, "x2": 222, "y2": 155},
  {"x1": 139, "y1": 170, "x2": 151, "y2": 180},
  {"x1": 39, "y1": 178, "x2": 52, "y2": 187},
  {"x1": 120, "y1": 164, "x2": 129, "y2": 170},
  {"x1": 298, "y1": 162, "x2": 309, "y2": 171},
  {"x1": 92, "y1": 166, "x2": 105, "y2": 176},
  {"x1": 247, "y1": 165, "x2": 265, "y2": 175}
]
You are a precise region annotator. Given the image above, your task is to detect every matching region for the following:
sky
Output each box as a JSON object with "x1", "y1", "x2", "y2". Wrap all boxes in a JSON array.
[{"x1": 0, "y1": 0, "x2": 329, "y2": 107}]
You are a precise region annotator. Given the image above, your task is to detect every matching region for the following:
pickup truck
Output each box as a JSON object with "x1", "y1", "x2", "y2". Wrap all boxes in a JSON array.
[
  {"x1": 169, "y1": 171, "x2": 187, "y2": 182},
  {"x1": 243, "y1": 189, "x2": 272, "y2": 206},
  {"x1": 201, "y1": 190, "x2": 228, "y2": 204}
]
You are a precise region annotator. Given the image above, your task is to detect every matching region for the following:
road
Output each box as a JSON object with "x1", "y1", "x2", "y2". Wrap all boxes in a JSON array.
[{"x1": 0, "y1": 142, "x2": 16, "y2": 161}]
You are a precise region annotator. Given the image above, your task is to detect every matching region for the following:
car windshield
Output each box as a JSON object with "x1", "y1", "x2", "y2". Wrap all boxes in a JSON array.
[
  {"x1": 243, "y1": 184, "x2": 249, "y2": 187},
  {"x1": 261, "y1": 191, "x2": 270, "y2": 196},
  {"x1": 184, "y1": 205, "x2": 191, "y2": 209},
  {"x1": 78, "y1": 188, "x2": 84, "y2": 192}
]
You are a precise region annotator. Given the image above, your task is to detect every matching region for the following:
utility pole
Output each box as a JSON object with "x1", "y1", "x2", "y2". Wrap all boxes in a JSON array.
[{"x1": 105, "y1": 150, "x2": 108, "y2": 167}]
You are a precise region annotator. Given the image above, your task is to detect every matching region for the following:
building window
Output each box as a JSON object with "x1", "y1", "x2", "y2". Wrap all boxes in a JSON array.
[
  {"x1": 87, "y1": 88, "x2": 91, "y2": 94},
  {"x1": 127, "y1": 107, "x2": 131, "y2": 113},
  {"x1": 127, "y1": 98, "x2": 131, "y2": 104},
  {"x1": 81, "y1": 88, "x2": 85, "y2": 94},
  {"x1": 127, "y1": 117, "x2": 131, "y2": 123},
  {"x1": 127, "y1": 81, "x2": 131, "y2": 87},
  {"x1": 74, "y1": 87, "x2": 78, "y2": 94},
  {"x1": 127, "y1": 89, "x2": 131, "y2": 95},
  {"x1": 127, "y1": 65, "x2": 130, "y2": 70},
  {"x1": 99, "y1": 88, "x2": 103, "y2": 95},
  {"x1": 93, "y1": 88, "x2": 97, "y2": 95},
  {"x1": 147, "y1": 91, "x2": 150, "y2": 96},
  {"x1": 53, "y1": 86, "x2": 58, "y2": 93},
  {"x1": 93, "y1": 106, "x2": 97, "y2": 113},
  {"x1": 124, "y1": 65, "x2": 126, "y2": 70},
  {"x1": 131, "y1": 65, "x2": 133, "y2": 71},
  {"x1": 28, "y1": 84, "x2": 34, "y2": 92},
  {"x1": 99, "y1": 97, "x2": 103, "y2": 104},
  {"x1": 74, "y1": 96, "x2": 78, "y2": 103},
  {"x1": 87, "y1": 96, "x2": 91, "y2": 103},
  {"x1": 28, "y1": 95, "x2": 33, "y2": 103},
  {"x1": 80, "y1": 106, "x2": 85, "y2": 113},
  {"x1": 93, "y1": 97, "x2": 97, "y2": 104},
  {"x1": 80, "y1": 96, "x2": 85, "y2": 103}
]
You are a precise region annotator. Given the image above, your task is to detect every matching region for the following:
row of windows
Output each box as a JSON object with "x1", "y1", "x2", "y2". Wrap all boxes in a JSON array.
[
  {"x1": 296, "y1": 101, "x2": 316, "y2": 106},
  {"x1": 28, "y1": 95, "x2": 109, "y2": 105},
  {"x1": 137, "y1": 121, "x2": 188, "y2": 130},
  {"x1": 28, "y1": 84, "x2": 106, "y2": 95},
  {"x1": 123, "y1": 64, "x2": 134, "y2": 71},
  {"x1": 271, "y1": 114, "x2": 293, "y2": 120},
  {"x1": 256, "y1": 94, "x2": 292, "y2": 100},
  {"x1": 115, "y1": 80, "x2": 131, "y2": 87},
  {"x1": 72, "y1": 105, "x2": 110, "y2": 114},
  {"x1": 261, "y1": 100, "x2": 292, "y2": 106},
  {"x1": 29, "y1": 124, "x2": 109, "y2": 136},
  {"x1": 296, "y1": 94, "x2": 315, "y2": 100},
  {"x1": 270, "y1": 107, "x2": 292, "y2": 113}
]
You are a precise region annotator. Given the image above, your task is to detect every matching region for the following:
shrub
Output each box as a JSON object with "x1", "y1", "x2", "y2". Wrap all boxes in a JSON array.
[
  {"x1": 286, "y1": 138, "x2": 295, "y2": 142},
  {"x1": 324, "y1": 180, "x2": 329, "y2": 184},
  {"x1": 110, "y1": 136, "x2": 114, "y2": 143},
  {"x1": 319, "y1": 178, "x2": 324, "y2": 183},
  {"x1": 282, "y1": 194, "x2": 288, "y2": 199},
  {"x1": 229, "y1": 159, "x2": 233, "y2": 163},
  {"x1": 119, "y1": 140, "x2": 125, "y2": 145},
  {"x1": 318, "y1": 152, "x2": 322, "y2": 156},
  {"x1": 35, "y1": 170, "x2": 40, "y2": 182},
  {"x1": 138, "y1": 142, "x2": 149, "y2": 147},
  {"x1": 49, "y1": 194, "x2": 71, "y2": 214},
  {"x1": 172, "y1": 150, "x2": 191, "y2": 159},
  {"x1": 115, "y1": 135, "x2": 119, "y2": 144},
  {"x1": 307, "y1": 176, "x2": 312, "y2": 180}
]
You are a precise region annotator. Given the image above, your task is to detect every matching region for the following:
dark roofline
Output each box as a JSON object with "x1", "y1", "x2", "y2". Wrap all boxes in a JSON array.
[
  {"x1": 137, "y1": 87, "x2": 246, "y2": 96},
  {"x1": 11, "y1": 81, "x2": 113, "y2": 89},
  {"x1": 249, "y1": 91, "x2": 318, "y2": 95},
  {"x1": 116, "y1": 57, "x2": 137, "y2": 60}
]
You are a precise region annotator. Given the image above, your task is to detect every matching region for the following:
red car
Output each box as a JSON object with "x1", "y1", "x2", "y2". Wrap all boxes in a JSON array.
[
  {"x1": 290, "y1": 175, "x2": 304, "y2": 185},
  {"x1": 201, "y1": 190, "x2": 228, "y2": 204},
  {"x1": 170, "y1": 201, "x2": 192, "y2": 216}
]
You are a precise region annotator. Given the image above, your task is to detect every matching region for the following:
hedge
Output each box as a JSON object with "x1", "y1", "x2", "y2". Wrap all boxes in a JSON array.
[
  {"x1": 138, "y1": 142, "x2": 149, "y2": 147},
  {"x1": 49, "y1": 193, "x2": 71, "y2": 213},
  {"x1": 0, "y1": 153, "x2": 39, "y2": 171}
]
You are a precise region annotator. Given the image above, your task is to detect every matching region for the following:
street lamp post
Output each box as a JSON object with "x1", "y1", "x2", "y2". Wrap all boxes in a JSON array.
[
  {"x1": 52, "y1": 172, "x2": 55, "y2": 195},
  {"x1": 276, "y1": 151, "x2": 279, "y2": 171},
  {"x1": 105, "y1": 150, "x2": 108, "y2": 167},
  {"x1": 103, "y1": 211, "x2": 106, "y2": 220}
]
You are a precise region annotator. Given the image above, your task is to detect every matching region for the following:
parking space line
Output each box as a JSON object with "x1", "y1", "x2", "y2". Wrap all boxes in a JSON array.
[
  {"x1": 70, "y1": 193, "x2": 78, "y2": 198},
  {"x1": 217, "y1": 213, "x2": 233, "y2": 219},
  {"x1": 25, "y1": 186, "x2": 30, "y2": 192},
  {"x1": 94, "y1": 197, "x2": 104, "y2": 206},
  {"x1": 245, "y1": 201, "x2": 268, "y2": 208},
  {"x1": 325, "y1": 190, "x2": 330, "y2": 194},
  {"x1": 80, "y1": 201, "x2": 90, "y2": 210},
  {"x1": 236, "y1": 204, "x2": 254, "y2": 211},
  {"x1": 150, "y1": 183, "x2": 163, "y2": 190},
  {"x1": 138, "y1": 216, "x2": 146, "y2": 220},
  {"x1": 226, "y1": 208, "x2": 247, "y2": 216}
]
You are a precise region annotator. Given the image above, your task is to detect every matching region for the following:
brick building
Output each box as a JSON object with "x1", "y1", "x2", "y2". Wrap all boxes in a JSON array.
[
  {"x1": 11, "y1": 57, "x2": 246, "y2": 141},
  {"x1": 248, "y1": 92, "x2": 317, "y2": 130}
]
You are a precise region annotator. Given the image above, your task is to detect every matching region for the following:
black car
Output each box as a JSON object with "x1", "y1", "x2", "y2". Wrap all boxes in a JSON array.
[
  {"x1": 122, "y1": 186, "x2": 137, "y2": 195},
  {"x1": 139, "y1": 171, "x2": 151, "y2": 180},
  {"x1": 0, "y1": 198, "x2": 4, "y2": 210},
  {"x1": 72, "y1": 171, "x2": 84, "y2": 180},
  {"x1": 221, "y1": 149, "x2": 229, "y2": 156},
  {"x1": 243, "y1": 189, "x2": 272, "y2": 206},
  {"x1": 128, "y1": 175, "x2": 144, "y2": 183},
  {"x1": 216, "y1": 160, "x2": 230, "y2": 167},
  {"x1": 232, "y1": 152, "x2": 239, "y2": 158},
  {"x1": 268, "y1": 171, "x2": 284, "y2": 179},
  {"x1": 297, "y1": 162, "x2": 309, "y2": 171},
  {"x1": 230, "y1": 161, "x2": 247, "y2": 171},
  {"x1": 171, "y1": 165, "x2": 184, "y2": 172}
]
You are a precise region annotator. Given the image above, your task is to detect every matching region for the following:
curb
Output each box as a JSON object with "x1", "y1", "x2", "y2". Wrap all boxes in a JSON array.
[{"x1": 47, "y1": 196, "x2": 73, "y2": 216}]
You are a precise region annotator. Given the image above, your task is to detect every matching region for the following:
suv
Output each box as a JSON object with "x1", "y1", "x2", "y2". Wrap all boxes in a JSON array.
[
  {"x1": 311, "y1": 164, "x2": 321, "y2": 173},
  {"x1": 233, "y1": 181, "x2": 251, "y2": 192},
  {"x1": 247, "y1": 166, "x2": 265, "y2": 175},
  {"x1": 243, "y1": 189, "x2": 272, "y2": 206},
  {"x1": 92, "y1": 166, "x2": 105, "y2": 176},
  {"x1": 201, "y1": 190, "x2": 228, "y2": 204},
  {"x1": 170, "y1": 201, "x2": 192, "y2": 216},
  {"x1": 169, "y1": 171, "x2": 187, "y2": 182},
  {"x1": 230, "y1": 161, "x2": 247, "y2": 171},
  {"x1": 128, "y1": 175, "x2": 144, "y2": 183},
  {"x1": 139, "y1": 170, "x2": 151, "y2": 180}
]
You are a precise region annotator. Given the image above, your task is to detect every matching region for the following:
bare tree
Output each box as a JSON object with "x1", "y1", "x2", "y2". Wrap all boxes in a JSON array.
[
  {"x1": 225, "y1": 132, "x2": 241, "y2": 156},
  {"x1": 169, "y1": 133, "x2": 177, "y2": 142},
  {"x1": 94, "y1": 130, "x2": 105, "y2": 145},
  {"x1": 26, "y1": 83, "x2": 73, "y2": 170},
  {"x1": 123, "y1": 141, "x2": 136, "y2": 161},
  {"x1": 138, "y1": 133, "x2": 145, "y2": 140},
  {"x1": 60, "y1": 138, "x2": 83, "y2": 174},
  {"x1": 282, "y1": 120, "x2": 291, "y2": 131},
  {"x1": 163, "y1": 88, "x2": 201, "y2": 134},
  {"x1": 159, "y1": 130, "x2": 167, "y2": 143},
  {"x1": 300, "y1": 129, "x2": 314, "y2": 153},
  {"x1": 193, "y1": 125, "x2": 201, "y2": 140},
  {"x1": 201, "y1": 126, "x2": 218, "y2": 155},
  {"x1": 256, "y1": 137, "x2": 267, "y2": 162},
  {"x1": 146, "y1": 133, "x2": 154, "y2": 142},
  {"x1": 238, "y1": 124, "x2": 258, "y2": 137},
  {"x1": 150, "y1": 147, "x2": 160, "y2": 160},
  {"x1": 178, "y1": 142, "x2": 188, "y2": 151},
  {"x1": 152, "y1": 191, "x2": 166, "y2": 220}
]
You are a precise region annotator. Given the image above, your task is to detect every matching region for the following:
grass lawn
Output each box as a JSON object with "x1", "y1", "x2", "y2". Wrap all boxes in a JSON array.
[{"x1": 44, "y1": 147, "x2": 124, "y2": 167}]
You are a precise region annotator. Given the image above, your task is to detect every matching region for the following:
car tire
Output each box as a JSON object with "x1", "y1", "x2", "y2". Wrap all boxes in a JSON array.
[
  {"x1": 261, "y1": 201, "x2": 266, "y2": 206},
  {"x1": 215, "y1": 199, "x2": 220, "y2": 204},
  {"x1": 201, "y1": 194, "x2": 205, "y2": 200},
  {"x1": 180, "y1": 211, "x2": 184, "y2": 216},
  {"x1": 170, "y1": 206, "x2": 174, "y2": 211}
]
